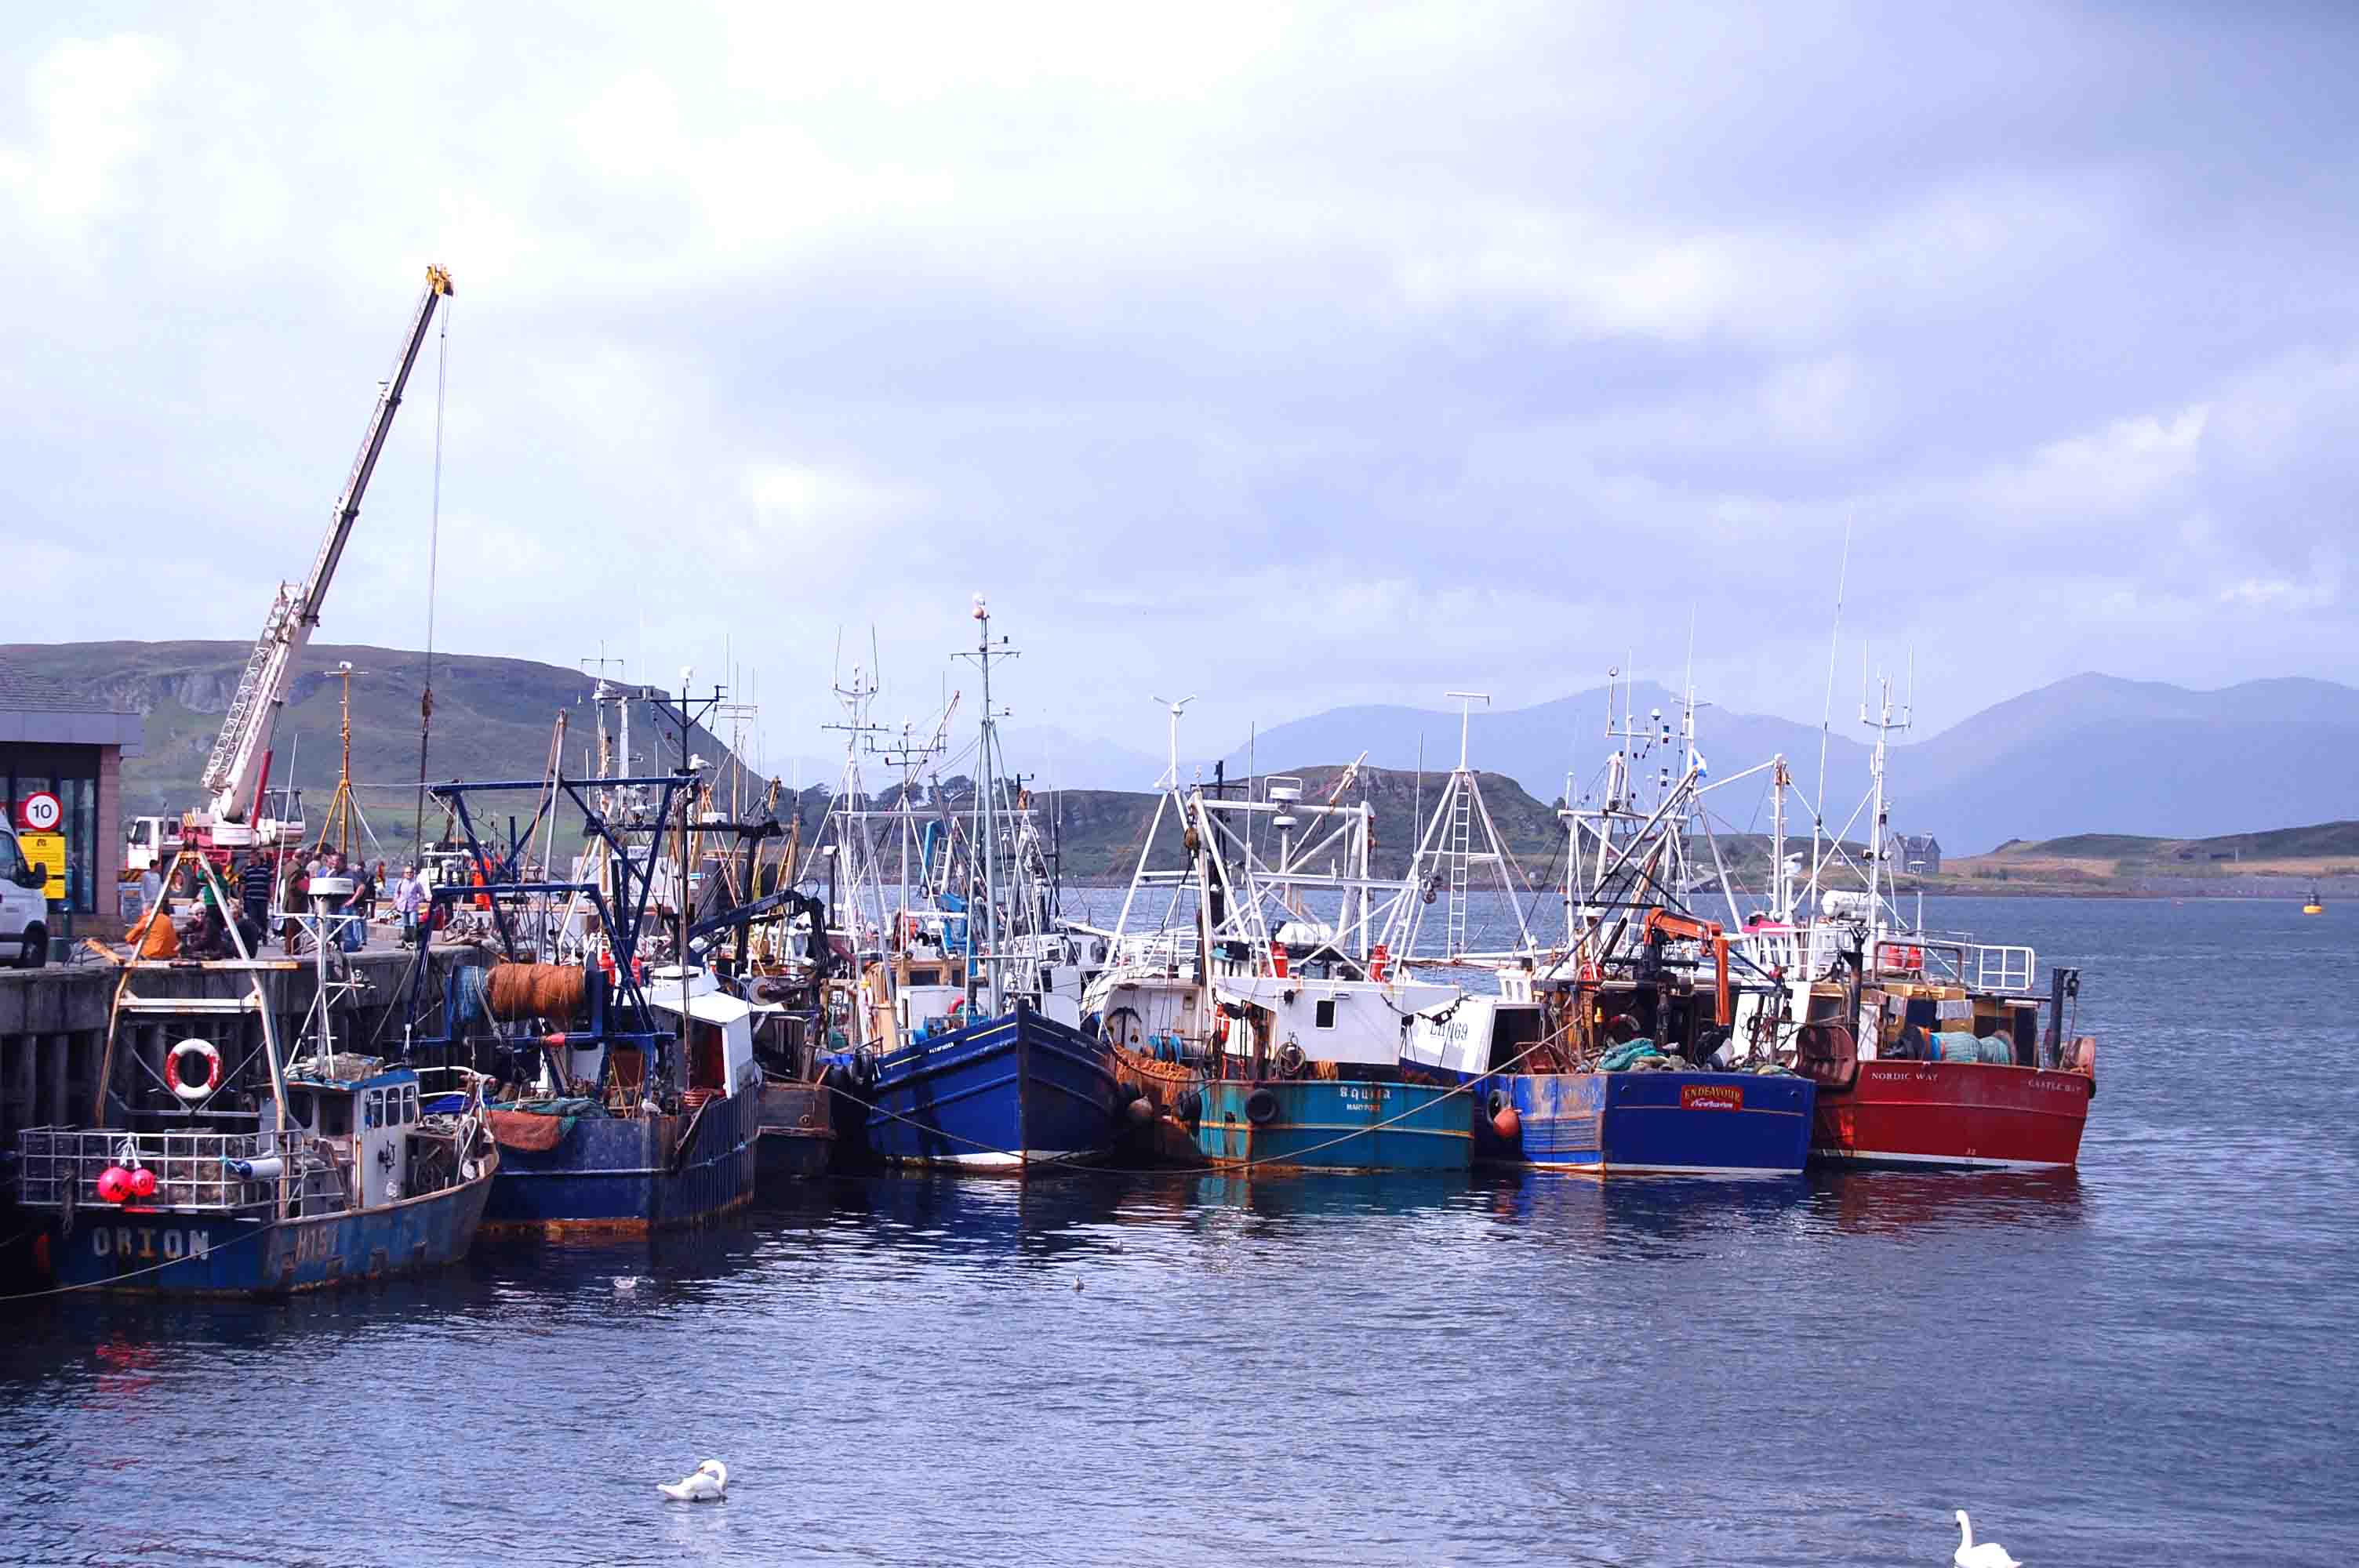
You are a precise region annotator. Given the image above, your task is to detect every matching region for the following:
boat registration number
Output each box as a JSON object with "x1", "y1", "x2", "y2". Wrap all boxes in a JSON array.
[{"x1": 1681, "y1": 1084, "x2": 1744, "y2": 1112}]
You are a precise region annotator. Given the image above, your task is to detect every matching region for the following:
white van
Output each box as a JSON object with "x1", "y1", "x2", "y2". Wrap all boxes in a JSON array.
[{"x1": 0, "y1": 825, "x2": 53, "y2": 968}]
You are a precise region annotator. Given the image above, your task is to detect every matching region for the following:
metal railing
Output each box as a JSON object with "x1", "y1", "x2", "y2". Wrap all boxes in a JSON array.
[
  {"x1": 14, "y1": 1126, "x2": 321, "y2": 1213},
  {"x1": 1728, "y1": 927, "x2": 2041, "y2": 996},
  {"x1": 1972, "y1": 944, "x2": 2037, "y2": 993}
]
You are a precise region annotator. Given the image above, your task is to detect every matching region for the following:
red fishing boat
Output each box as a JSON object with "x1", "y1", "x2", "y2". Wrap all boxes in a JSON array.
[
  {"x1": 1772, "y1": 935, "x2": 2095, "y2": 1169},
  {"x1": 1729, "y1": 673, "x2": 2096, "y2": 1171}
]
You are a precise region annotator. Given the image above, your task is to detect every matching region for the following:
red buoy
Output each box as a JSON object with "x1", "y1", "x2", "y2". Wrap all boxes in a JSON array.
[
  {"x1": 129, "y1": 1167, "x2": 158, "y2": 1200},
  {"x1": 96, "y1": 1166, "x2": 133, "y2": 1204},
  {"x1": 1491, "y1": 1104, "x2": 1522, "y2": 1142}
]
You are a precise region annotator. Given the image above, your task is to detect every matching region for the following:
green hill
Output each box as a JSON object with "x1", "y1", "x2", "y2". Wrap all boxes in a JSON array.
[
  {"x1": 0, "y1": 640, "x2": 786, "y2": 851},
  {"x1": 1942, "y1": 820, "x2": 2359, "y2": 888}
]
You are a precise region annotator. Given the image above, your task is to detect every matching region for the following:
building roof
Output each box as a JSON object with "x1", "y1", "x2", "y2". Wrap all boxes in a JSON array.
[
  {"x1": 0, "y1": 660, "x2": 143, "y2": 750},
  {"x1": 0, "y1": 662, "x2": 133, "y2": 714}
]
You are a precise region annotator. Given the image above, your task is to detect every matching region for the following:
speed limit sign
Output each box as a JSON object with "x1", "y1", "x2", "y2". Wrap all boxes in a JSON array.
[{"x1": 18, "y1": 791, "x2": 61, "y2": 833}]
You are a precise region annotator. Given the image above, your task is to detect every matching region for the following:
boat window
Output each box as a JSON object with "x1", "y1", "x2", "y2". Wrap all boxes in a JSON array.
[
  {"x1": 689, "y1": 1022, "x2": 728, "y2": 1091},
  {"x1": 911, "y1": 967, "x2": 939, "y2": 987},
  {"x1": 401, "y1": 1085, "x2": 419, "y2": 1124},
  {"x1": 1315, "y1": 997, "x2": 1337, "y2": 1029},
  {"x1": 284, "y1": 1087, "x2": 314, "y2": 1128},
  {"x1": 364, "y1": 1090, "x2": 385, "y2": 1130},
  {"x1": 319, "y1": 1093, "x2": 352, "y2": 1138},
  {"x1": 1489, "y1": 1006, "x2": 1545, "y2": 1071}
]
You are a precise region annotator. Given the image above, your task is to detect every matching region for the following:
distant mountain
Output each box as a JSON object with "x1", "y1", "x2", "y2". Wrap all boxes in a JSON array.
[
  {"x1": 1218, "y1": 684, "x2": 1877, "y2": 834},
  {"x1": 994, "y1": 724, "x2": 1170, "y2": 792},
  {"x1": 1039, "y1": 764, "x2": 1568, "y2": 883},
  {"x1": 10, "y1": 641, "x2": 2354, "y2": 858},
  {"x1": 1899, "y1": 675, "x2": 2359, "y2": 851},
  {"x1": 1937, "y1": 818, "x2": 2359, "y2": 892},
  {"x1": 1214, "y1": 672, "x2": 2359, "y2": 855}
]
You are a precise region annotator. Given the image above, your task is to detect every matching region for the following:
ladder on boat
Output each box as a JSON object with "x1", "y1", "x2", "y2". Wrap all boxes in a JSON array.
[{"x1": 1446, "y1": 776, "x2": 1473, "y2": 959}]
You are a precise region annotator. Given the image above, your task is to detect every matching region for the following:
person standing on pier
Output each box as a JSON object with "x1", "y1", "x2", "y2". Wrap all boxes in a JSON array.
[
  {"x1": 394, "y1": 862, "x2": 423, "y2": 947},
  {"x1": 282, "y1": 856, "x2": 311, "y2": 956},
  {"x1": 239, "y1": 851, "x2": 276, "y2": 934},
  {"x1": 340, "y1": 857, "x2": 374, "y2": 952}
]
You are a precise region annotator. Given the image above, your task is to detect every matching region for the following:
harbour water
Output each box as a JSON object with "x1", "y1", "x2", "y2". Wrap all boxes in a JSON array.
[{"x1": 2, "y1": 896, "x2": 2351, "y2": 1566}]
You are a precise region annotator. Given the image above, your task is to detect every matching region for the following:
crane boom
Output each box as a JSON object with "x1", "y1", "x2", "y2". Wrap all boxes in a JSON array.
[{"x1": 199, "y1": 265, "x2": 454, "y2": 831}]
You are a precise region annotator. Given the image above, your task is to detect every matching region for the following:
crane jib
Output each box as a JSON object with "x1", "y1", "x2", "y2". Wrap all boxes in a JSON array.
[{"x1": 198, "y1": 267, "x2": 454, "y2": 812}]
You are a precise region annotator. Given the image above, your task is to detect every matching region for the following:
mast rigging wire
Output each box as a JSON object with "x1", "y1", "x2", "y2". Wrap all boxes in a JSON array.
[{"x1": 412, "y1": 299, "x2": 451, "y2": 855}]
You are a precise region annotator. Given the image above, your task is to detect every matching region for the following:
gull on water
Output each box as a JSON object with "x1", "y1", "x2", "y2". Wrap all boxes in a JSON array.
[
  {"x1": 659, "y1": 1460, "x2": 728, "y2": 1502},
  {"x1": 1953, "y1": 1509, "x2": 2020, "y2": 1568}
]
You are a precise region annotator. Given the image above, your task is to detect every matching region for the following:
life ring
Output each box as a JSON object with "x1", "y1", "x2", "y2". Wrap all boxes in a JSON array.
[
  {"x1": 1245, "y1": 1087, "x2": 1281, "y2": 1125},
  {"x1": 165, "y1": 1039, "x2": 223, "y2": 1103}
]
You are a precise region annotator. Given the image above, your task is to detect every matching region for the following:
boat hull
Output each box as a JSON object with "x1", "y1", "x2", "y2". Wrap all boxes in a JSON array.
[
  {"x1": 833, "y1": 1003, "x2": 1119, "y2": 1172},
  {"x1": 483, "y1": 1079, "x2": 762, "y2": 1231},
  {"x1": 1192, "y1": 1079, "x2": 1471, "y2": 1173},
  {"x1": 42, "y1": 1166, "x2": 494, "y2": 1298},
  {"x1": 1811, "y1": 1059, "x2": 2093, "y2": 1170},
  {"x1": 756, "y1": 1077, "x2": 834, "y2": 1180},
  {"x1": 1477, "y1": 1070, "x2": 1815, "y2": 1177}
]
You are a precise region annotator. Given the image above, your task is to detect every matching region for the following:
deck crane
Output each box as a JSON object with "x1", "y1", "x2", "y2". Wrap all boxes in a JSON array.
[{"x1": 182, "y1": 264, "x2": 455, "y2": 862}]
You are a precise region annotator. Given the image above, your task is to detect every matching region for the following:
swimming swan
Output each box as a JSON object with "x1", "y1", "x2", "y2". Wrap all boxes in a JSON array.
[
  {"x1": 659, "y1": 1460, "x2": 728, "y2": 1502},
  {"x1": 1954, "y1": 1509, "x2": 2019, "y2": 1568}
]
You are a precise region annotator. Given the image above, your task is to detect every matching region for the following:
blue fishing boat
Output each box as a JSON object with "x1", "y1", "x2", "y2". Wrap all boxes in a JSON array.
[
  {"x1": 812, "y1": 597, "x2": 1121, "y2": 1173},
  {"x1": 410, "y1": 759, "x2": 763, "y2": 1230},
  {"x1": 1401, "y1": 978, "x2": 1815, "y2": 1177},
  {"x1": 827, "y1": 998, "x2": 1119, "y2": 1171},
  {"x1": 478, "y1": 965, "x2": 764, "y2": 1229},
  {"x1": 15, "y1": 1057, "x2": 496, "y2": 1296},
  {"x1": 1474, "y1": 1066, "x2": 1815, "y2": 1174}
]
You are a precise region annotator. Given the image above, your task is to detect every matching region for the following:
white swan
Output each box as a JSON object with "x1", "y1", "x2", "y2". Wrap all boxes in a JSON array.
[
  {"x1": 1954, "y1": 1509, "x2": 2020, "y2": 1568},
  {"x1": 659, "y1": 1460, "x2": 728, "y2": 1502}
]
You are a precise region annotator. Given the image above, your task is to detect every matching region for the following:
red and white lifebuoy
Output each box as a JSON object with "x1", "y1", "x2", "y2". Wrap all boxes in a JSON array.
[{"x1": 165, "y1": 1039, "x2": 223, "y2": 1103}]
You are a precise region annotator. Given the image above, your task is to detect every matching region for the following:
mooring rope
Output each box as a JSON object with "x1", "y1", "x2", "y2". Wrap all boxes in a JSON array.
[
  {"x1": 820, "y1": 1025, "x2": 1571, "y2": 1179},
  {"x1": 0, "y1": 1221, "x2": 266, "y2": 1303}
]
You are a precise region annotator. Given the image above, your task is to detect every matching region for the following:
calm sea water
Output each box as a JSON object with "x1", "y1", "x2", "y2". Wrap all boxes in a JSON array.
[{"x1": 2, "y1": 897, "x2": 2352, "y2": 1566}]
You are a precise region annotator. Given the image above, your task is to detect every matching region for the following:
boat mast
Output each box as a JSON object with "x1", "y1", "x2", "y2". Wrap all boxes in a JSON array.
[
  {"x1": 961, "y1": 594, "x2": 1016, "y2": 1014},
  {"x1": 1860, "y1": 664, "x2": 1911, "y2": 930}
]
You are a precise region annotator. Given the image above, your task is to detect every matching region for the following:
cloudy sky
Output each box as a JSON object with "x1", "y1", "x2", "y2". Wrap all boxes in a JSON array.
[{"x1": 4, "y1": 3, "x2": 2354, "y2": 776}]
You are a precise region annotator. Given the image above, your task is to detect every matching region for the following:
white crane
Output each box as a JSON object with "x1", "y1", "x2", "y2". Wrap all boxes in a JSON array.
[{"x1": 186, "y1": 265, "x2": 455, "y2": 857}]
